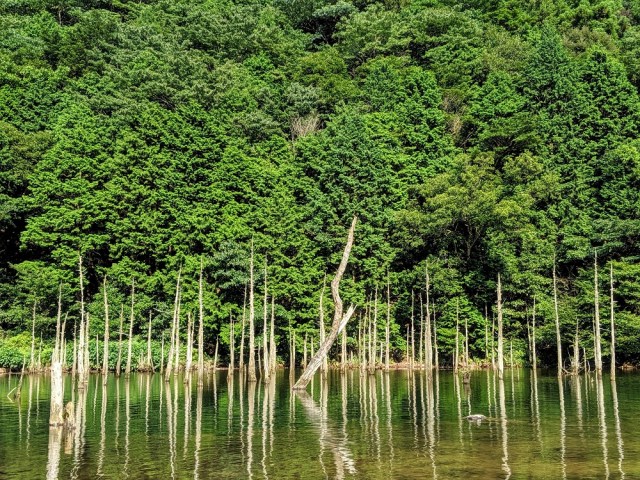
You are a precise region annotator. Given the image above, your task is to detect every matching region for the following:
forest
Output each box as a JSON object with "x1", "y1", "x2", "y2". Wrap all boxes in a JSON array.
[{"x1": 2, "y1": 0, "x2": 640, "y2": 372}]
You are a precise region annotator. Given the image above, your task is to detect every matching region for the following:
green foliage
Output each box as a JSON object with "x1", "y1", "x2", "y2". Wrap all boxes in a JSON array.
[{"x1": 1, "y1": 0, "x2": 640, "y2": 370}]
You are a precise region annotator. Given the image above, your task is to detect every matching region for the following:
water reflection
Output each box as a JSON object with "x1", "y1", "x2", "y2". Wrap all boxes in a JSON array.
[
  {"x1": 295, "y1": 389, "x2": 357, "y2": 479},
  {"x1": 595, "y1": 374, "x2": 609, "y2": 478},
  {"x1": 558, "y1": 376, "x2": 567, "y2": 480},
  {"x1": 3, "y1": 370, "x2": 640, "y2": 479},
  {"x1": 610, "y1": 379, "x2": 625, "y2": 478},
  {"x1": 498, "y1": 377, "x2": 511, "y2": 479}
]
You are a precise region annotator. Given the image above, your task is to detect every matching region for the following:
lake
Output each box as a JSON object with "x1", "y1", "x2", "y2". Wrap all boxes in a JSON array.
[{"x1": 0, "y1": 369, "x2": 638, "y2": 479}]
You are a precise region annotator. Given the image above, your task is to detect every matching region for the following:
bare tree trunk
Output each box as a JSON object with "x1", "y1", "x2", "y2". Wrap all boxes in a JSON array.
[
  {"x1": 174, "y1": 287, "x2": 181, "y2": 375},
  {"x1": 213, "y1": 337, "x2": 219, "y2": 373},
  {"x1": 184, "y1": 313, "x2": 193, "y2": 379},
  {"x1": 319, "y1": 276, "x2": 327, "y2": 376},
  {"x1": 30, "y1": 300, "x2": 37, "y2": 372},
  {"x1": 433, "y1": 301, "x2": 439, "y2": 370},
  {"x1": 239, "y1": 283, "x2": 247, "y2": 374},
  {"x1": 102, "y1": 277, "x2": 110, "y2": 381},
  {"x1": 262, "y1": 260, "x2": 270, "y2": 382},
  {"x1": 289, "y1": 327, "x2": 295, "y2": 371},
  {"x1": 78, "y1": 254, "x2": 87, "y2": 386},
  {"x1": 593, "y1": 250, "x2": 603, "y2": 374},
  {"x1": 572, "y1": 317, "x2": 580, "y2": 376},
  {"x1": 230, "y1": 314, "x2": 235, "y2": 373},
  {"x1": 293, "y1": 216, "x2": 357, "y2": 390},
  {"x1": 485, "y1": 305, "x2": 489, "y2": 362},
  {"x1": 72, "y1": 323, "x2": 77, "y2": 380},
  {"x1": 125, "y1": 279, "x2": 135, "y2": 377},
  {"x1": 247, "y1": 240, "x2": 257, "y2": 382},
  {"x1": 198, "y1": 258, "x2": 205, "y2": 383},
  {"x1": 497, "y1": 275, "x2": 504, "y2": 380},
  {"x1": 165, "y1": 269, "x2": 181, "y2": 382},
  {"x1": 385, "y1": 276, "x2": 390, "y2": 371},
  {"x1": 531, "y1": 297, "x2": 537, "y2": 371},
  {"x1": 160, "y1": 332, "x2": 165, "y2": 374},
  {"x1": 410, "y1": 292, "x2": 415, "y2": 371},
  {"x1": 491, "y1": 312, "x2": 495, "y2": 371},
  {"x1": 146, "y1": 312, "x2": 153, "y2": 372},
  {"x1": 610, "y1": 263, "x2": 616, "y2": 380},
  {"x1": 116, "y1": 305, "x2": 124, "y2": 376},
  {"x1": 50, "y1": 284, "x2": 65, "y2": 426},
  {"x1": 372, "y1": 287, "x2": 378, "y2": 373},
  {"x1": 464, "y1": 313, "x2": 469, "y2": 368},
  {"x1": 269, "y1": 296, "x2": 276, "y2": 374},
  {"x1": 425, "y1": 264, "x2": 433, "y2": 374},
  {"x1": 303, "y1": 334, "x2": 307, "y2": 369},
  {"x1": 455, "y1": 298, "x2": 460, "y2": 374},
  {"x1": 553, "y1": 261, "x2": 563, "y2": 377},
  {"x1": 419, "y1": 293, "x2": 424, "y2": 368}
]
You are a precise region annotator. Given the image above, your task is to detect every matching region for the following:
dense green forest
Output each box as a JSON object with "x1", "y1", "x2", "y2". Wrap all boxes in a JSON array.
[{"x1": 2, "y1": 0, "x2": 640, "y2": 370}]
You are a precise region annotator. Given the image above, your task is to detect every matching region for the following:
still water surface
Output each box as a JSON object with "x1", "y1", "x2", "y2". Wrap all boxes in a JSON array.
[{"x1": 0, "y1": 369, "x2": 638, "y2": 479}]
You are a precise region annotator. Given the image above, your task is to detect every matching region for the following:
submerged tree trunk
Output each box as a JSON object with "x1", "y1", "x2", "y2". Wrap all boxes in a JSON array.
[
  {"x1": 230, "y1": 314, "x2": 235, "y2": 373},
  {"x1": 165, "y1": 269, "x2": 181, "y2": 382},
  {"x1": 531, "y1": 297, "x2": 537, "y2": 370},
  {"x1": 29, "y1": 300, "x2": 37, "y2": 372},
  {"x1": 247, "y1": 240, "x2": 257, "y2": 382},
  {"x1": 572, "y1": 317, "x2": 580, "y2": 376},
  {"x1": 553, "y1": 261, "x2": 563, "y2": 377},
  {"x1": 50, "y1": 284, "x2": 65, "y2": 426},
  {"x1": 269, "y1": 296, "x2": 276, "y2": 374},
  {"x1": 319, "y1": 277, "x2": 327, "y2": 376},
  {"x1": 116, "y1": 305, "x2": 124, "y2": 376},
  {"x1": 497, "y1": 274, "x2": 504, "y2": 380},
  {"x1": 433, "y1": 302, "x2": 439, "y2": 370},
  {"x1": 593, "y1": 251, "x2": 603, "y2": 374},
  {"x1": 385, "y1": 276, "x2": 390, "y2": 372},
  {"x1": 125, "y1": 279, "x2": 135, "y2": 377},
  {"x1": 102, "y1": 276, "x2": 110, "y2": 382},
  {"x1": 455, "y1": 298, "x2": 460, "y2": 374},
  {"x1": 262, "y1": 260, "x2": 270, "y2": 382},
  {"x1": 610, "y1": 263, "x2": 616, "y2": 380},
  {"x1": 146, "y1": 312, "x2": 153, "y2": 372},
  {"x1": 425, "y1": 264, "x2": 433, "y2": 374},
  {"x1": 184, "y1": 313, "x2": 193, "y2": 380},
  {"x1": 239, "y1": 284, "x2": 247, "y2": 374},
  {"x1": 293, "y1": 216, "x2": 357, "y2": 390},
  {"x1": 198, "y1": 258, "x2": 205, "y2": 383},
  {"x1": 78, "y1": 254, "x2": 88, "y2": 387}
]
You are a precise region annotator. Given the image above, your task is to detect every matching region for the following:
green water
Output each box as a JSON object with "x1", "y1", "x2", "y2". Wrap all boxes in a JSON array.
[{"x1": 0, "y1": 369, "x2": 638, "y2": 479}]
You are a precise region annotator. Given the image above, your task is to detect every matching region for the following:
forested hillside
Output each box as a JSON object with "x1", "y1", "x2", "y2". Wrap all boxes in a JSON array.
[{"x1": 2, "y1": 0, "x2": 640, "y2": 369}]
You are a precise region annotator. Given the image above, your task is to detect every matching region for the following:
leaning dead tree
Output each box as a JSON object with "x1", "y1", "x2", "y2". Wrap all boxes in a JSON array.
[{"x1": 293, "y1": 216, "x2": 357, "y2": 390}]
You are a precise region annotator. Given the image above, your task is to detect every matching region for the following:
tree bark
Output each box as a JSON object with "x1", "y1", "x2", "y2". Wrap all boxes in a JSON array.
[
  {"x1": 593, "y1": 250, "x2": 603, "y2": 374},
  {"x1": 293, "y1": 216, "x2": 357, "y2": 390},
  {"x1": 553, "y1": 261, "x2": 563, "y2": 377},
  {"x1": 247, "y1": 240, "x2": 257, "y2": 382},
  {"x1": 125, "y1": 279, "x2": 134, "y2": 377},
  {"x1": 497, "y1": 274, "x2": 504, "y2": 380},
  {"x1": 610, "y1": 263, "x2": 616, "y2": 380},
  {"x1": 102, "y1": 276, "x2": 110, "y2": 382}
]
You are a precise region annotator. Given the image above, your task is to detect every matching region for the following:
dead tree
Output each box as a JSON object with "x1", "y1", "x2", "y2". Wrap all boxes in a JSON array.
[
  {"x1": 165, "y1": 269, "x2": 181, "y2": 382},
  {"x1": 247, "y1": 240, "x2": 257, "y2": 382},
  {"x1": 593, "y1": 250, "x2": 603, "y2": 374},
  {"x1": 497, "y1": 274, "x2": 504, "y2": 380},
  {"x1": 610, "y1": 263, "x2": 616, "y2": 380},
  {"x1": 50, "y1": 284, "x2": 65, "y2": 426},
  {"x1": 102, "y1": 276, "x2": 110, "y2": 382},
  {"x1": 115, "y1": 304, "x2": 124, "y2": 376},
  {"x1": 553, "y1": 260, "x2": 563, "y2": 377},
  {"x1": 425, "y1": 264, "x2": 433, "y2": 373},
  {"x1": 293, "y1": 216, "x2": 357, "y2": 390},
  {"x1": 125, "y1": 279, "x2": 134, "y2": 377}
]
